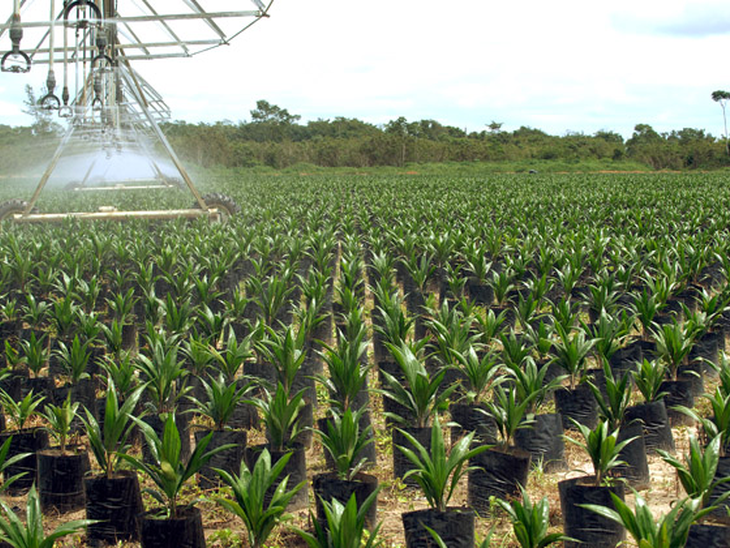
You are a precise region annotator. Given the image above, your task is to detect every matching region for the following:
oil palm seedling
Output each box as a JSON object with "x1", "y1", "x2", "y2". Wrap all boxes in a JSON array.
[
  {"x1": 549, "y1": 296, "x2": 578, "y2": 333},
  {"x1": 20, "y1": 293, "x2": 50, "y2": 331},
  {"x1": 402, "y1": 251, "x2": 435, "y2": 313},
  {"x1": 312, "y1": 407, "x2": 379, "y2": 529},
  {"x1": 81, "y1": 380, "x2": 145, "y2": 544},
  {"x1": 515, "y1": 291, "x2": 542, "y2": 331},
  {"x1": 0, "y1": 388, "x2": 47, "y2": 493},
  {"x1": 583, "y1": 270, "x2": 620, "y2": 322},
  {"x1": 658, "y1": 434, "x2": 729, "y2": 512},
  {"x1": 317, "y1": 330, "x2": 371, "y2": 414},
  {"x1": 249, "y1": 272, "x2": 295, "y2": 326},
  {"x1": 500, "y1": 330, "x2": 533, "y2": 371},
  {"x1": 652, "y1": 319, "x2": 696, "y2": 425},
  {"x1": 467, "y1": 385, "x2": 534, "y2": 514},
  {"x1": 449, "y1": 344, "x2": 503, "y2": 445},
  {"x1": 397, "y1": 416, "x2": 487, "y2": 548},
  {"x1": 523, "y1": 319, "x2": 556, "y2": 368},
  {"x1": 493, "y1": 485, "x2": 572, "y2": 548},
  {"x1": 443, "y1": 262, "x2": 468, "y2": 304},
  {"x1": 372, "y1": 282, "x2": 414, "y2": 351},
  {"x1": 207, "y1": 326, "x2": 255, "y2": 389},
  {"x1": 489, "y1": 267, "x2": 516, "y2": 309},
  {"x1": 106, "y1": 286, "x2": 137, "y2": 325},
  {"x1": 0, "y1": 485, "x2": 95, "y2": 548},
  {"x1": 53, "y1": 334, "x2": 93, "y2": 397},
  {"x1": 98, "y1": 350, "x2": 138, "y2": 402},
  {"x1": 0, "y1": 389, "x2": 45, "y2": 434},
  {"x1": 507, "y1": 350, "x2": 567, "y2": 472},
  {"x1": 631, "y1": 288, "x2": 662, "y2": 342},
  {"x1": 380, "y1": 340, "x2": 454, "y2": 430},
  {"x1": 380, "y1": 340, "x2": 455, "y2": 483},
  {"x1": 135, "y1": 332, "x2": 188, "y2": 416},
  {"x1": 523, "y1": 272, "x2": 552, "y2": 305},
  {"x1": 564, "y1": 418, "x2": 635, "y2": 487},
  {"x1": 135, "y1": 330, "x2": 191, "y2": 461},
  {"x1": 585, "y1": 310, "x2": 631, "y2": 370},
  {"x1": 122, "y1": 413, "x2": 233, "y2": 547},
  {"x1": 100, "y1": 318, "x2": 126, "y2": 359},
  {"x1": 0, "y1": 435, "x2": 31, "y2": 495},
  {"x1": 192, "y1": 273, "x2": 224, "y2": 310},
  {"x1": 256, "y1": 323, "x2": 307, "y2": 395},
  {"x1": 82, "y1": 380, "x2": 145, "y2": 480},
  {"x1": 626, "y1": 359, "x2": 674, "y2": 452},
  {"x1": 588, "y1": 361, "x2": 632, "y2": 432},
  {"x1": 19, "y1": 331, "x2": 49, "y2": 379},
  {"x1": 559, "y1": 418, "x2": 634, "y2": 548},
  {"x1": 181, "y1": 332, "x2": 214, "y2": 398},
  {"x1": 37, "y1": 395, "x2": 90, "y2": 512},
  {"x1": 398, "y1": 416, "x2": 487, "y2": 513},
  {"x1": 672, "y1": 384, "x2": 730, "y2": 521},
  {"x1": 162, "y1": 293, "x2": 194, "y2": 335},
  {"x1": 215, "y1": 448, "x2": 305, "y2": 548},
  {"x1": 555, "y1": 262, "x2": 582, "y2": 303},
  {"x1": 75, "y1": 308, "x2": 102, "y2": 346},
  {"x1": 427, "y1": 299, "x2": 479, "y2": 371},
  {"x1": 589, "y1": 360, "x2": 650, "y2": 488},
  {"x1": 551, "y1": 323, "x2": 598, "y2": 429},
  {"x1": 194, "y1": 304, "x2": 228, "y2": 345},
  {"x1": 316, "y1": 407, "x2": 374, "y2": 482},
  {"x1": 582, "y1": 490, "x2": 707, "y2": 548},
  {"x1": 453, "y1": 346, "x2": 503, "y2": 406},
  {"x1": 473, "y1": 307, "x2": 507, "y2": 345},
  {"x1": 76, "y1": 276, "x2": 102, "y2": 314},
  {"x1": 552, "y1": 323, "x2": 596, "y2": 391},
  {"x1": 189, "y1": 373, "x2": 253, "y2": 433},
  {"x1": 0, "y1": 295, "x2": 20, "y2": 336},
  {"x1": 253, "y1": 382, "x2": 307, "y2": 454},
  {"x1": 294, "y1": 491, "x2": 382, "y2": 548},
  {"x1": 187, "y1": 373, "x2": 253, "y2": 487},
  {"x1": 481, "y1": 384, "x2": 535, "y2": 451},
  {"x1": 49, "y1": 295, "x2": 79, "y2": 341},
  {"x1": 40, "y1": 394, "x2": 80, "y2": 456},
  {"x1": 256, "y1": 322, "x2": 314, "y2": 441},
  {"x1": 653, "y1": 320, "x2": 694, "y2": 382}
]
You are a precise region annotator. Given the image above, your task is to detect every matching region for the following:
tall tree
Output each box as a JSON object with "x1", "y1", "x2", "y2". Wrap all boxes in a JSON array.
[
  {"x1": 487, "y1": 120, "x2": 503, "y2": 133},
  {"x1": 248, "y1": 100, "x2": 301, "y2": 142},
  {"x1": 711, "y1": 90, "x2": 730, "y2": 156},
  {"x1": 250, "y1": 100, "x2": 300, "y2": 125}
]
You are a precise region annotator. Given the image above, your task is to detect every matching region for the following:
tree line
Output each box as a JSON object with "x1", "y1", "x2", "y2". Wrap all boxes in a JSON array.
[
  {"x1": 3, "y1": 98, "x2": 730, "y2": 173},
  {"x1": 160, "y1": 100, "x2": 730, "y2": 170}
]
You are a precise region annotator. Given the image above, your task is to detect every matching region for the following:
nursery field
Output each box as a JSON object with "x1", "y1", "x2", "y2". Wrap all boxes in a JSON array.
[{"x1": 0, "y1": 170, "x2": 729, "y2": 547}]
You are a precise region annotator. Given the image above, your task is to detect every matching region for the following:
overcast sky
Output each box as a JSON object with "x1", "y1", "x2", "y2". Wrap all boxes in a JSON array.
[{"x1": 1, "y1": 0, "x2": 729, "y2": 138}]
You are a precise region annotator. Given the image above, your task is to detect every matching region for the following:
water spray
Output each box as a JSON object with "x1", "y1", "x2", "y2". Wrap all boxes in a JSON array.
[{"x1": 0, "y1": 0, "x2": 277, "y2": 222}]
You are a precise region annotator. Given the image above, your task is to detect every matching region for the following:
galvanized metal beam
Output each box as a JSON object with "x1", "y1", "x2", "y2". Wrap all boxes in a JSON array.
[{"x1": 0, "y1": 11, "x2": 262, "y2": 30}]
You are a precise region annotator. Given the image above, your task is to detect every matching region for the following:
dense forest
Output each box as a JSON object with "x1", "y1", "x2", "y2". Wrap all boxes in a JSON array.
[
  {"x1": 2, "y1": 99, "x2": 729, "y2": 173},
  {"x1": 160, "y1": 100, "x2": 730, "y2": 170}
]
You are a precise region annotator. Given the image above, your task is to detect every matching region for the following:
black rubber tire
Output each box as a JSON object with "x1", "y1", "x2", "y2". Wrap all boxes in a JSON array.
[
  {"x1": 0, "y1": 200, "x2": 37, "y2": 222},
  {"x1": 193, "y1": 193, "x2": 240, "y2": 220}
]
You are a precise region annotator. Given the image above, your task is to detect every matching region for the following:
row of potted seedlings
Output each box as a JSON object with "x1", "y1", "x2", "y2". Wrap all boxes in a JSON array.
[
  {"x1": 365, "y1": 245, "x2": 730, "y2": 547},
  {"x1": 0, "y1": 233, "x2": 728, "y2": 546}
]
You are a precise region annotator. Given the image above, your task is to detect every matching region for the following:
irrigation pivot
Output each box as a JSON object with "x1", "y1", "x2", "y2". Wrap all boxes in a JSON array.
[{"x1": 0, "y1": 0, "x2": 274, "y2": 222}]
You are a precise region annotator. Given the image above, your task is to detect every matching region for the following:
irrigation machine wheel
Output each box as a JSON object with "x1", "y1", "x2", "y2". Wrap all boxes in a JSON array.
[
  {"x1": 193, "y1": 193, "x2": 240, "y2": 221},
  {"x1": 0, "y1": 200, "x2": 37, "y2": 222}
]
